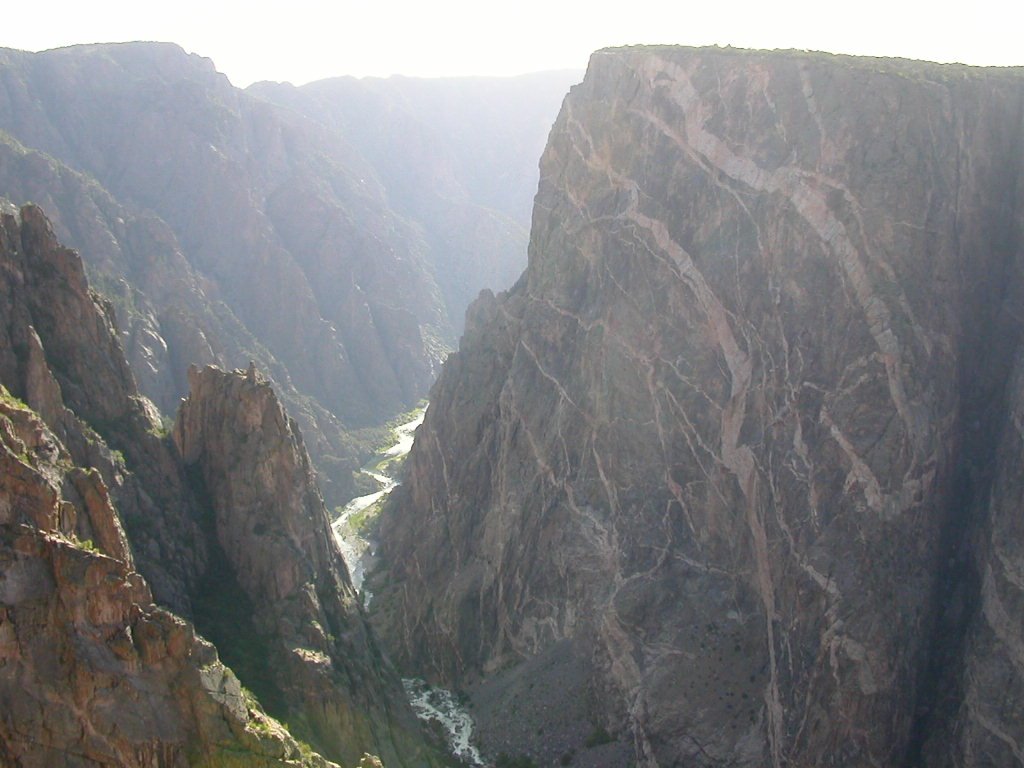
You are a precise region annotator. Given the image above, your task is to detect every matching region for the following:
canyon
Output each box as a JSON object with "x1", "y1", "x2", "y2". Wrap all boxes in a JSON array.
[
  {"x1": 371, "y1": 46, "x2": 1024, "y2": 767},
  {"x1": 4, "y1": 38, "x2": 1024, "y2": 768},
  {"x1": 0, "y1": 42, "x2": 576, "y2": 506},
  {"x1": 0, "y1": 202, "x2": 361, "y2": 766}
]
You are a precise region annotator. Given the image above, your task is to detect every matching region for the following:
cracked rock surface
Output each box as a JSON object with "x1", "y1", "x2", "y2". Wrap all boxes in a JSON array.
[{"x1": 371, "y1": 47, "x2": 1024, "y2": 766}]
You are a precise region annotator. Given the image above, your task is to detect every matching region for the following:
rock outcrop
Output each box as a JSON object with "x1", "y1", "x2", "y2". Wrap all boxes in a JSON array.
[
  {"x1": 0, "y1": 131, "x2": 363, "y2": 508},
  {"x1": 0, "y1": 203, "x2": 338, "y2": 767},
  {"x1": 1, "y1": 202, "x2": 437, "y2": 766},
  {"x1": 173, "y1": 364, "x2": 435, "y2": 768},
  {"x1": 0, "y1": 199, "x2": 208, "y2": 615},
  {"x1": 371, "y1": 47, "x2": 1024, "y2": 766}
]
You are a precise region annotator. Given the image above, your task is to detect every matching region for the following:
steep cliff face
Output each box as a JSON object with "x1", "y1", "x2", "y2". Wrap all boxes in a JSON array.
[
  {"x1": 0, "y1": 42, "x2": 444, "y2": 508},
  {"x1": 0, "y1": 200, "x2": 209, "y2": 615},
  {"x1": 1, "y1": 202, "x2": 438, "y2": 766},
  {"x1": 372, "y1": 47, "x2": 1024, "y2": 766},
  {"x1": 0, "y1": 43, "x2": 573, "y2": 506},
  {"x1": 0, "y1": 203, "x2": 339, "y2": 767},
  {"x1": 173, "y1": 364, "x2": 436, "y2": 768}
]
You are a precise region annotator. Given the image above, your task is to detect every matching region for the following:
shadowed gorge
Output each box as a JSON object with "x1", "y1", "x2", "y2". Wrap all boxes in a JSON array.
[{"x1": 370, "y1": 46, "x2": 1024, "y2": 767}]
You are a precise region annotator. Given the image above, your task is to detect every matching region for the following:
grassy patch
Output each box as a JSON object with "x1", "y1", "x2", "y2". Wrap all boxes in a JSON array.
[
  {"x1": 0, "y1": 385, "x2": 30, "y2": 411},
  {"x1": 346, "y1": 498, "x2": 385, "y2": 534},
  {"x1": 68, "y1": 536, "x2": 98, "y2": 553}
]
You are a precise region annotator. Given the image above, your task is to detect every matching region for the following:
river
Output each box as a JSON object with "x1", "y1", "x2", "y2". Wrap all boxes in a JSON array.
[
  {"x1": 331, "y1": 409, "x2": 424, "y2": 593},
  {"x1": 330, "y1": 407, "x2": 485, "y2": 767}
]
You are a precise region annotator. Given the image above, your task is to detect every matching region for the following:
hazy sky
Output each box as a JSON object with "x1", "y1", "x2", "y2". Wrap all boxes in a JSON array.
[{"x1": 3, "y1": 0, "x2": 1018, "y2": 87}]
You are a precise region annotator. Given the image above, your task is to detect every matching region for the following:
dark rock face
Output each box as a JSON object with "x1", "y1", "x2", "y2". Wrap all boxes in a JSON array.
[
  {"x1": 173, "y1": 364, "x2": 434, "y2": 767},
  {"x1": 0, "y1": 203, "x2": 338, "y2": 767},
  {"x1": 371, "y1": 47, "x2": 1024, "y2": 766}
]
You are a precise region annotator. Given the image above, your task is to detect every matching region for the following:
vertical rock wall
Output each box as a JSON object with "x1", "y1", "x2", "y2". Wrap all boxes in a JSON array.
[
  {"x1": 174, "y1": 364, "x2": 437, "y2": 768},
  {"x1": 0, "y1": 203, "x2": 340, "y2": 767},
  {"x1": 372, "y1": 47, "x2": 1024, "y2": 767}
]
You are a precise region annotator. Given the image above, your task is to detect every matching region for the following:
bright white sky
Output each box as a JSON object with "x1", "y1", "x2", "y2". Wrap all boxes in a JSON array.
[{"x1": 2, "y1": 0, "x2": 1018, "y2": 87}]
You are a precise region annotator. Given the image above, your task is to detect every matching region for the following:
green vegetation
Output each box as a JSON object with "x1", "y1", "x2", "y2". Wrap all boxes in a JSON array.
[
  {"x1": 350, "y1": 471, "x2": 383, "y2": 498},
  {"x1": 347, "y1": 498, "x2": 385, "y2": 534},
  {"x1": 359, "y1": 403, "x2": 427, "y2": 456},
  {"x1": 67, "y1": 535, "x2": 98, "y2": 553},
  {"x1": 0, "y1": 385, "x2": 29, "y2": 411},
  {"x1": 147, "y1": 414, "x2": 174, "y2": 439}
]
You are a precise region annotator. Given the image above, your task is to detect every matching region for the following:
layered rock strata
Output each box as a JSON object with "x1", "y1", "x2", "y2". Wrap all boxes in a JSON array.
[{"x1": 371, "y1": 47, "x2": 1024, "y2": 766}]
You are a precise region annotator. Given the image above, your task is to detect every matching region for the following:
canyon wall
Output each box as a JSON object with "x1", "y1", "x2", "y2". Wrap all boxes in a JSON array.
[
  {"x1": 0, "y1": 202, "x2": 437, "y2": 766},
  {"x1": 0, "y1": 202, "x2": 339, "y2": 766},
  {"x1": 372, "y1": 47, "x2": 1024, "y2": 766},
  {"x1": 174, "y1": 364, "x2": 434, "y2": 768}
]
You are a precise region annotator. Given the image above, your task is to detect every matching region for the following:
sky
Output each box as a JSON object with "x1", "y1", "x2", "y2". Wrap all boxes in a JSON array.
[{"x1": 2, "y1": 0, "x2": 1018, "y2": 88}]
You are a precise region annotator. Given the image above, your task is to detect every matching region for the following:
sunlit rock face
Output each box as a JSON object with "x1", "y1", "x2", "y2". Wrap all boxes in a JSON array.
[
  {"x1": 371, "y1": 47, "x2": 1024, "y2": 766},
  {"x1": 0, "y1": 203, "x2": 339, "y2": 768},
  {"x1": 0, "y1": 202, "x2": 439, "y2": 767}
]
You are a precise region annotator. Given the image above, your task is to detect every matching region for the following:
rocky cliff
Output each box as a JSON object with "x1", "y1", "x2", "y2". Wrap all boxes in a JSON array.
[
  {"x1": 173, "y1": 364, "x2": 435, "y2": 767},
  {"x1": 0, "y1": 199, "x2": 209, "y2": 616},
  {"x1": 0, "y1": 202, "x2": 340, "y2": 767},
  {"x1": 0, "y1": 40, "x2": 445, "y2": 505},
  {"x1": 0, "y1": 202, "x2": 436, "y2": 766},
  {"x1": 371, "y1": 47, "x2": 1024, "y2": 766}
]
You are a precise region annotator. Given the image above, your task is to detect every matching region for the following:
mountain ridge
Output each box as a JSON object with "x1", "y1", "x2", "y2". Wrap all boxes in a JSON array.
[{"x1": 0, "y1": 41, "x2": 575, "y2": 506}]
